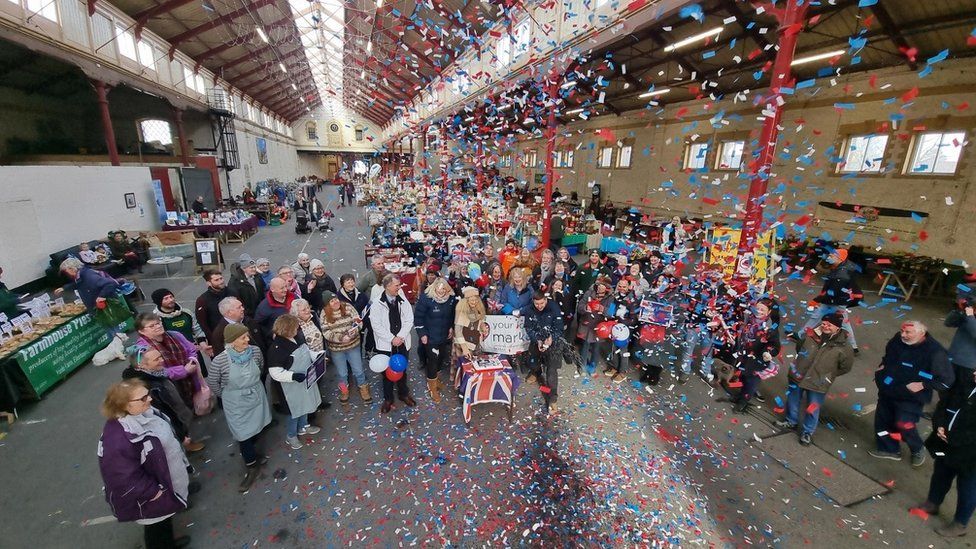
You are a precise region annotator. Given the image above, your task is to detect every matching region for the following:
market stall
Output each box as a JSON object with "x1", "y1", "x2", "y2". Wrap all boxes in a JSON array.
[
  {"x1": 162, "y1": 211, "x2": 260, "y2": 243},
  {"x1": 453, "y1": 354, "x2": 519, "y2": 424},
  {"x1": 0, "y1": 303, "x2": 133, "y2": 412}
]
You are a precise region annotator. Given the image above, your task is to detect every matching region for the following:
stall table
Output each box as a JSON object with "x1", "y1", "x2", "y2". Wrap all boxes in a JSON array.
[
  {"x1": 0, "y1": 311, "x2": 134, "y2": 412},
  {"x1": 163, "y1": 216, "x2": 259, "y2": 244},
  {"x1": 453, "y1": 355, "x2": 519, "y2": 424}
]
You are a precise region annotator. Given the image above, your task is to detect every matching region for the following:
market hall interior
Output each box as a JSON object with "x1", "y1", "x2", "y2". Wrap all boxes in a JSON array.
[{"x1": 3, "y1": 0, "x2": 976, "y2": 547}]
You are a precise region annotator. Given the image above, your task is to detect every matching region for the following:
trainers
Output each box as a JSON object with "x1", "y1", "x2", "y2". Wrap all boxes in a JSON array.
[
  {"x1": 911, "y1": 501, "x2": 940, "y2": 515},
  {"x1": 868, "y1": 449, "x2": 902, "y2": 461},
  {"x1": 612, "y1": 372, "x2": 626, "y2": 383},
  {"x1": 605, "y1": 368, "x2": 618, "y2": 378},
  {"x1": 774, "y1": 420, "x2": 797, "y2": 430},
  {"x1": 754, "y1": 393, "x2": 766, "y2": 403},
  {"x1": 936, "y1": 521, "x2": 968, "y2": 537},
  {"x1": 286, "y1": 436, "x2": 303, "y2": 450},
  {"x1": 911, "y1": 451, "x2": 927, "y2": 467},
  {"x1": 299, "y1": 425, "x2": 321, "y2": 436},
  {"x1": 359, "y1": 385, "x2": 373, "y2": 403},
  {"x1": 799, "y1": 433, "x2": 812, "y2": 446}
]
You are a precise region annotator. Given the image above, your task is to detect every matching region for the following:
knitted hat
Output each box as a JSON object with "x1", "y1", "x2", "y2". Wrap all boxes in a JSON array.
[
  {"x1": 238, "y1": 253, "x2": 256, "y2": 267},
  {"x1": 309, "y1": 258, "x2": 325, "y2": 271},
  {"x1": 821, "y1": 312, "x2": 844, "y2": 329},
  {"x1": 151, "y1": 288, "x2": 174, "y2": 308},
  {"x1": 461, "y1": 286, "x2": 479, "y2": 298},
  {"x1": 256, "y1": 257, "x2": 271, "y2": 267},
  {"x1": 321, "y1": 290, "x2": 336, "y2": 304},
  {"x1": 223, "y1": 323, "x2": 250, "y2": 344}
]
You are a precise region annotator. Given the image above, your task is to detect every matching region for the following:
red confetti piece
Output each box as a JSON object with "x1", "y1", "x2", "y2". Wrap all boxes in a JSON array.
[
  {"x1": 889, "y1": 432, "x2": 902, "y2": 441},
  {"x1": 919, "y1": 230, "x2": 928, "y2": 241},
  {"x1": 901, "y1": 87, "x2": 919, "y2": 102},
  {"x1": 626, "y1": 0, "x2": 648, "y2": 11},
  {"x1": 822, "y1": 467, "x2": 833, "y2": 477},
  {"x1": 806, "y1": 402, "x2": 820, "y2": 414},
  {"x1": 795, "y1": 214, "x2": 811, "y2": 226},
  {"x1": 909, "y1": 507, "x2": 930, "y2": 520},
  {"x1": 702, "y1": 197, "x2": 720, "y2": 205}
]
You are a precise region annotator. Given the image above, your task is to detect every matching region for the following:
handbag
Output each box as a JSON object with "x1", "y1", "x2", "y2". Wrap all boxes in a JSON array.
[{"x1": 191, "y1": 368, "x2": 214, "y2": 416}]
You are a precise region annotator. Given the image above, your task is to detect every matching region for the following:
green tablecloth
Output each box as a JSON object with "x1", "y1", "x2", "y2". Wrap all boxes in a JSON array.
[
  {"x1": 1, "y1": 312, "x2": 133, "y2": 407},
  {"x1": 561, "y1": 234, "x2": 588, "y2": 246}
]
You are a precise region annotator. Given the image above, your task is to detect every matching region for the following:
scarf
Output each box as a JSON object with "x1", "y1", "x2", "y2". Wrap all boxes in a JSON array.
[
  {"x1": 144, "y1": 332, "x2": 189, "y2": 368},
  {"x1": 136, "y1": 366, "x2": 168, "y2": 378},
  {"x1": 226, "y1": 345, "x2": 254, "y2": 365}
]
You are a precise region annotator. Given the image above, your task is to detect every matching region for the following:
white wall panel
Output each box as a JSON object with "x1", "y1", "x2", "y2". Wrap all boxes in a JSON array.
[{"x1": 90, "y1": 11, "x2": 114, "y2": 61}]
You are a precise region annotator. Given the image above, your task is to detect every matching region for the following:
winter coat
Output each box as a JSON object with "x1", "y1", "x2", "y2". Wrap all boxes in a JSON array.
[
  {"x1": 337, "y1": 287, "x2": 369, "y2": 315},
  {"x1": 120, "y1": 367, "x2": 192, "y2": 441},
  {"x1": 211, "y1": 317, "x2": 262, "y2": 356},
  {"x1": 927, "y1": 371, "x2": 976, "y2": 471},
  {"x1": 97, "y1": 410, "x2": 188, "y2": 522},
  {"x1": 945, "y1": 309, "x2": 976, "y2": 369},
  {"x1": 66, "y1": 267, "x2": 120, "y2": 310},
  {"x1": 547, "y1": 289, "x2": 575, "y2": 328},
  {"x1": 814, "y1": 261, "x2": 863, "y2": 307},
  {"x1": 254, "y1": 292, "x2": 296, "y2": 348},
  {"x1": 369, "y1": 290, "x2": 414, "y2": 353},
  {"x1": 208, "y1": 346, "x2": 271, "y2": 441},
  {"x1": 606, "y1": 291, "x2": 639, "y2": 328},
  {"x1": 267, "y1": 335, "x2": 322, "y2": 418},
  {"x1": 572, "y1": 264, "x2": 610, "y2": 300},
  {"x1": 576, "y1": 287, "x2": 611, "y2": 343},
  {"x1": 227, "y1": 266, "x2": 266, "y2": 317},
  {"x1": 790, "y1": 329, "x2": 854, "y2": 393},
  {"x1": 875, "y1": 334, "x2": 954, "y2": 407},
  {"x1": 734, "y1": 317, "x2": 782, "y2": 375},
  {"x1": 194, "y1": 287, "x2": 229, "y2": 341},
  {"x1": 304, "y1": 273, "x2": 338, "y2": 313},
  {"x1": 524, "y1": 301, "x2": 564, "y2": 342},
  {"x1": 454, "y1": 299, "x2": 486, "y2": 355},
  {"x1": 414, "y1": 293, "x2": 457, "y2": 346},
  {"x1": 499, "y1": 284, "x2": 533, "y2": 315}
]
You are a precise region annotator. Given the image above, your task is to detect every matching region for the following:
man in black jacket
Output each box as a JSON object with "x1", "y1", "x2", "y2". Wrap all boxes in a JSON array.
[
  {"x1": 524, "y1": 291, "x2": 564, "y2": 415},
  {"x1": 227, "y1": 254, "x2": 266, "y2": 317},
  {"x1": 871, "y1": 320, "x2": 954, "y2": 467},
  {"x1": 195, "y1": 269, "x2": 228, "y2": 342}
]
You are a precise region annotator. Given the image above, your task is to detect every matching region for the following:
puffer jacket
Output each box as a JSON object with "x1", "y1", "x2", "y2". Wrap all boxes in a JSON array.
[
  {"x1": 499, "y1": 284, "x2": 533, "y2": 315},
  {"x1": 414, "y1": 293, "x2": 457, "y2": 345},
  {"x1": 927, "y1": 370, "x2": 976, "y2": 471},
  {"x1": 875, "y1": 334, "x2": 954, "y2": 406},
  {"x1": 790, "y1": 329, "x2": 854, "y2": 393},
  {"x1": 814, "y1": 261, "x2": 863, "y2": 307}
]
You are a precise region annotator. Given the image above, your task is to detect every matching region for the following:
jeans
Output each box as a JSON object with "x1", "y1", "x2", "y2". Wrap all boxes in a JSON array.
[
  {"x1": 606, "y1": 340, "x2": 630, "y2": 373},
  {"x1": 928, "y1": 457, "x2": 976, "y2": 526},
  {"x1": 802, "y1": 304, "x2": 857, "y2": 348},
  {"x1": 332, "y1": 348, "x2": 367, "y2": 386},
  {"x1": 424, "y1": 342, "x2": 451, "y2": 380},
  {"x1": 581, "y1": 339, "x2": 600, "y2": 368},
  {"x1": 144, "y1": 517, "x2": 175, "y2": 549},
  {"x1": 874, "y1": 397, "x2": 924, "y2": 454},
  {"x1": 680, "y1": 328, "x2": 714, "y2": 375},
  {"x1": 785, "y1": 383, "x2": 827, "y2": 435},
  {"x1": 287, "y1": 414, "x2": 308, "y2": 438},
  {"x1": 239, "y1": 434, "x2": 258, "y2": 465}
]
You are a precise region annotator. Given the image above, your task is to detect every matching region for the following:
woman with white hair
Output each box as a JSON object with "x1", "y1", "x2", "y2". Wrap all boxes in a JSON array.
[
  {"x1": 304, "y1": 259, "x2": 338, "y2": 314},
  {"x1": 292, "y1": 253, "x2": 312, "y2": 281},
  {"x1": 55, "y1": 257, "x2": 121, "y2": 313},
  {"x1": 256, "y1": 258, "x2": 273, "y2": 286}
]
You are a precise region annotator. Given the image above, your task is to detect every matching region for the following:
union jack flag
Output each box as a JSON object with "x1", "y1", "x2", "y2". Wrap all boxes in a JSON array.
[
  {"x1": 454, "y1": 362, "x2": 519, "y2": 423},
  {"x1": 452, "y1": 245, "x2": 476, "y2": 263}
]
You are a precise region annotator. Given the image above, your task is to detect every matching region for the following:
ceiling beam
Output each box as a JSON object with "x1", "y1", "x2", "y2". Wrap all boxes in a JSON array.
[
  {"x1": 167, "y1": 0, "x2": 277, "y2": 54},
  {"x1": 868, "y1": 2, "x2": 918, "y2": 70},
  {"x1": 133, "y1": 0, "x2": 195, "y2": 39}
]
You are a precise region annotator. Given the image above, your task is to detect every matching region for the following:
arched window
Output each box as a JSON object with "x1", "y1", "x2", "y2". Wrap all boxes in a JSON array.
[
  {"x1": 137, "y1": 119, "x2": 173, "y2": 149},
  {"x1": 306, "y1": 121, "x2": 318, "y2": 140}
]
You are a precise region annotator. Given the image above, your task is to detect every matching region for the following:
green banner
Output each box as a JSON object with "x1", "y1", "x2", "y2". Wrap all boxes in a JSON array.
[{"x1": 13, "y1": 313, "x2": 133, "y2": 398}]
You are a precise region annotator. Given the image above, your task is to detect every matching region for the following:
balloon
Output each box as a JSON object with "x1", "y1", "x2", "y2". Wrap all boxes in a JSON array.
[
  {"x1": 475, "y1": 274, "x2": 489, "y2": 289},
  {"x1": 639, "y1": 324, "x2": 666, "y2": 344},
  {"x1": 594, "y1": 321, "x2": 617, "y2": 340},
  {"x1": 614, "y1": 338, "x2": 629, "y2": 348},
  {"x1": 526, "y1": 236, "x2": 539, "y2": 251},
  {"x1": 390, "y1": 354, "x2": 408, "y2": 372},
  {"x1": 384, "y1": 368, "x2": 404, "y2": 382},
  {"x1": 467, "y1": 262, "x2": 482, "y2": 280},
  {"x1": 368, "y1": 354, "x2": 390, "y2": 373},
  {"x1": 611, "y1": 324, "x2": 631, "y2": 341}
]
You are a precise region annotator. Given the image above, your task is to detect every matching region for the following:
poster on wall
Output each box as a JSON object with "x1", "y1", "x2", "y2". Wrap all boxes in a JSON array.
[
  {"x1": 256, "y1": 138, "x2": 268, "y2": 164},
  {"x1": 151, "y1": 180, "x2": 167, "y2": 226}
]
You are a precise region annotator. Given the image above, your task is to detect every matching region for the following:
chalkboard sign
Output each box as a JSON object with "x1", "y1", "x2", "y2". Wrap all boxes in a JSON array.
[{"x1": 193, "y1": 238, "x2": 222, "y2": 271}]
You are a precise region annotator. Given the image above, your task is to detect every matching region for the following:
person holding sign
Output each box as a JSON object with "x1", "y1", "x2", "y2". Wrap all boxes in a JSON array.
[
  {"x1": 267, "y1": 314, "x2": 322, "y2": 450},
  {"x1": 524, "y1": 291, "x2": 564, "y2": 415}
]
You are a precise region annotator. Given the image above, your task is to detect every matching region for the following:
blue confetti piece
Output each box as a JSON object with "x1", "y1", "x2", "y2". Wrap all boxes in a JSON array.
[
  {"x1": 796, "y1": 79, "x2": 816, "y2": 89},
  {"x1": 884, "y1": 376, "x2": 893, "y2": 385},
  {"x1": 927, "y1": 49, "x2": 949, "y2": 64},
  {"x1": 853, "y1": 404, "x2": 862, "y2": 411},
  {"x1": 834, "y1": 102, "x2": 856, "y2": 110},
  {"x1": 919, "y1": 371, "x2": 933, "y2": 380},
  {"x1": 858, "y1": 0, "x2": 878, "y2": 5},
  {"x1": 958, "y1": 284, "x2": 972, "y2": 293},
  {"x1": 911, "y1": 212, "x2": 924, "y2": 223}
]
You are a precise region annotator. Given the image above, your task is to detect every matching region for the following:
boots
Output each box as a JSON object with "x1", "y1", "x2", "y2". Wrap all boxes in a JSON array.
[
  {"x1": 427, "y1": 379, "x2": 441, "y2": 403},
  {"x1": 359, "y1": 385, "x2": 372, "y2": 403},
  {"x1": 239, "y1": 462, "x2": 262, "y2": 493}
]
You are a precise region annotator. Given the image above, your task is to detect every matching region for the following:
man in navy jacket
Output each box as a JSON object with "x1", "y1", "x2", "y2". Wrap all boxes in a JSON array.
[
  {"x1": 871, "y1": 321, "x2": 954, "y2": 467},
  {"x1": 524, "y1": 291, "x2": 564, "y2": 415}
]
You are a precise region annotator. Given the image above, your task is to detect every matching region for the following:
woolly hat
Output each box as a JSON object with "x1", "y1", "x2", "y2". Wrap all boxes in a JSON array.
[
  {"x1": 223, "y1": 323, "x2": 250, "y2": 344},
  {"x1": 831, "y1": 249, "x2": 849, "y2": 263},
  {"x1": 309, "y1": 259, "x2": 325, "y2": 271},
  {"x1": 151, "y1": 288, "x2": 174, "y2": 308},
  {"x1": 238, "y1": 253, "x2": 256, "y2": 267},
  {"x1": 821, "y1": 312, "x2": 845, "y2": 329},
  {"x1": 321, "y1": 290, "x2": 336, "y2": 304}
]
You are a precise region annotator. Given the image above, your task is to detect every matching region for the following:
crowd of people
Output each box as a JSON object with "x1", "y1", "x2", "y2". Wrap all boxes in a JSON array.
[{"x1": 87, "y1": 178, "x2": 976, "y2": 546}]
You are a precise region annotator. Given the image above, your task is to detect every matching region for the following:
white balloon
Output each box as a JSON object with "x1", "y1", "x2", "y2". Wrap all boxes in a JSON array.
[
  {"x1": 368, "y1": 354, "x2": 390, "y2": 373},
  {"x1": 611, "y1": 323, "x2": 631, "y2": 341}
]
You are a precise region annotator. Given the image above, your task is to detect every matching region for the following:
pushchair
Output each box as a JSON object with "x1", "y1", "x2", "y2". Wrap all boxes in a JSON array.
[{"x1": 295, "y1": 209, "x2": 312, "y2": 234}]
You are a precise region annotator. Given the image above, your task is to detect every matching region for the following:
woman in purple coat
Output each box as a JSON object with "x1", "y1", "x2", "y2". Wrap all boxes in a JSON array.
[{"x1": 97, "y1": 379, "x2": 191, "y2": 548}]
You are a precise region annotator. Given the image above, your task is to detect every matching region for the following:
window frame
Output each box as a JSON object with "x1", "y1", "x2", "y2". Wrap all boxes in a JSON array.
[
  {"x1": 306, "y1": 121, "x2": 318, "y2": 140},
  {"x1": 136, "y1": 40, "x2": 155, "y2": 70},
  {"x1": 905, "y1": 130, "x2": 967, "y2": 176},
  {"x1": 838, "y1": 134, "x2": 889, "y2": 174},
  {"x1": 597, "y1": 146, "x2": 614, "y2": 169},
  {"x1": 137, "y1": 118, "x2": 174, "y2": 147},
  {"x1": 355, "y1": 127, "x2": 364, "y2": 141},
  {"x1": 26, "y1": 0, "x2": 58, "y2": 23},
  {"x1": 715, "y1": 140, "x2": 745, "y2": 171},
  {"x1": 683, "y1": 142, "x2": 710, "y2": 170},
  {"x1": 115, "y1": 24, "x2": 137, "y2": 61},
  {"x1": 616, "y1": 144, "x2": 633, "y2": 169}
]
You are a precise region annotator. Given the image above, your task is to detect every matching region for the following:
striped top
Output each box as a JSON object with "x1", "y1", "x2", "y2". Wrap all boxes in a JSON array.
[{"x1": 320, "y1": 303, "x2": 361, "y2": 352}]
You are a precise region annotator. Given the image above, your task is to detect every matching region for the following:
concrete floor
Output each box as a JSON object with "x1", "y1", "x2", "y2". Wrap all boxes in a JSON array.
[{"x1": 0, "y1": 185, "x2": 970, "y2": 548}]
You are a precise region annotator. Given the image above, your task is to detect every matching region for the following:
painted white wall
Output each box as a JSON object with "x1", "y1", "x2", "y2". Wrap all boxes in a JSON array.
[
  {"x1": 227, "y1": 124, "x2": 303, "y2": 196},
  {"x1": 0, "y1": 166, "x2": 157, "y2": 287}
]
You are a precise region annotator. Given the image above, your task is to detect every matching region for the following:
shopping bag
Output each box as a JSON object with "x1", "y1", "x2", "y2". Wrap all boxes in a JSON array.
[
  {"x1": 93, "y1": 295, "x2": 131, "y2": 328},
  {"x1": 192, "y1": 368, "x2": 214, "y2": 416}
]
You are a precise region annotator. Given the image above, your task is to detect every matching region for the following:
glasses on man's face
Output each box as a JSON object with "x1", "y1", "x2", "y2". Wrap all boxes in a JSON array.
[{"x1": 129, "y1": 392, "x2": 151, "y2": 403}]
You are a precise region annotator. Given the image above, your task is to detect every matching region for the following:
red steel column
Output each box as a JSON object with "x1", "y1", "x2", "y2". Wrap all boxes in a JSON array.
[
  {"x1": 440, "y1": 124, "x2": 449, "y2": 189},
  {"x1": 93, "y1": 79, "x2": 120, "y2": 166},
  {"x1": 409, "y1": 135, "x2": 416, "y2": 183},
  {"x1": 420, "y1": 126, "x2": 430, "y2": 186},
  {"x1": 172, "y1": 107, "x2": 191, "y2": 166},
  {"x1": 735, "y1": 1, "x2": 809, "y2": 278},
  {"x1": 540, "y1": 82, "x2": 558, "y2": 250}
]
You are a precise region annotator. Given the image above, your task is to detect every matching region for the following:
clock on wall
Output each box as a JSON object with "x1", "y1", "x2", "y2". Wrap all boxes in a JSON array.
[{"x1": 329, "y1": 123, "x2": 339, "y2": 133}]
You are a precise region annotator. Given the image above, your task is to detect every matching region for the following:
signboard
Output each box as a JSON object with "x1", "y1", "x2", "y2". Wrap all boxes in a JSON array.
[
  {"x1": 480, "y1": 315, "x2": 530, "y2": 355},
  {"x1": 306, "y1": 352, "x2": 326, "y2": 389},
  {"x1": 151, "y1": 179, "x2": 168, "y2": 226},
  {"x1": 705, "y1": 227, "x2": 775, "y2": 285},
  {"x1": 193, "y1": 238, "x2": 221, "y2": 270},
  {"x1": 13, "y1": 312, "x2": 134, "y2": 398},
  {"x1": 638, "y1": 299, "x2": 674, "y2": 326}
]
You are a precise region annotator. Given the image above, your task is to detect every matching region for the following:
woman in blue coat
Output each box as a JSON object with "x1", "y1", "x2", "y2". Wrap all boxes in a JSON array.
[
  {"x1": 413, "y1": 277, "x2": 457, "y2": 403},
  {"x1": 499, "y1": 269, "x2": 534, "y2": 315}
]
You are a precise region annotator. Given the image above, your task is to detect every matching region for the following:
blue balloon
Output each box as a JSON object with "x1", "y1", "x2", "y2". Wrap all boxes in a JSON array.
[
  {"x1": 614, "y1": 338, "x2": 628, "y2": 348},
  {"x1": 390, "y1": 354, "x2": 408, "y2": 372},
  {"x1": 467, "y1": 262, "x2": 482, "y2": 280}
]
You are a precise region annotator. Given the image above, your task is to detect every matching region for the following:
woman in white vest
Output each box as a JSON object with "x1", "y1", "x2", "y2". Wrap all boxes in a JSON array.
[{"x1": 267, "y1": 314, "x2": 322, "y2": 449}]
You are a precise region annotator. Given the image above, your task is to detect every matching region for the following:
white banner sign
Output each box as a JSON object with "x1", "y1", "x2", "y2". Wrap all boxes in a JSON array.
[{"x1": 480, "y1": 315, "x2": 530, "y2": 355}]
